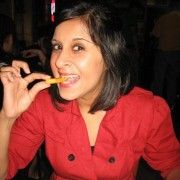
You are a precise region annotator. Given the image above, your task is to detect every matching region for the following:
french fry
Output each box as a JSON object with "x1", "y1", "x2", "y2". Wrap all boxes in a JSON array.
[{"x1": 45, "y1": 77, "x2": 66, "y2": 84}]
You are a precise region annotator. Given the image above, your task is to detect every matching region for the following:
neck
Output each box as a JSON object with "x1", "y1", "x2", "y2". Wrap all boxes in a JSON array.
[{"x1": 78, "y1": 97, "x2": 94, "y2": 113}]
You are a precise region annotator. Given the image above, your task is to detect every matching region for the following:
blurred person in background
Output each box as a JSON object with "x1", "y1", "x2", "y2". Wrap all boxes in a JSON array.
[
  {"x1": 0, "y1": 13, "x2": 16, "y2": 110},
  {"x1": 151, "y1": 0, "x2": 180, "y2": 110},
  {"x1": 21, "y1": 24, "x2": 53, "y2": 74},
  {"x1": 0, "y1": 13, "x2": 16, "y2": 67}
]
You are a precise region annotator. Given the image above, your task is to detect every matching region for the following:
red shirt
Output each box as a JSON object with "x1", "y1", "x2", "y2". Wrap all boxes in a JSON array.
[{"x1": 7, "y1": 87, "x2": 180, "y2": 179}]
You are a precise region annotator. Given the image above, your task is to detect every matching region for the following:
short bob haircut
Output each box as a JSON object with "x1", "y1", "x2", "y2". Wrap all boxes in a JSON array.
[{"x1": 49, "y1": 1, "x2": 137, "y2": 113}]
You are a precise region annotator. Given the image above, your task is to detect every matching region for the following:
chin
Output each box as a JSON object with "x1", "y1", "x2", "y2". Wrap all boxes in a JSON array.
[
  {"x1": 60, "y1": 93, "x2": 78, "y2": 101},
  {"x1": 58, "y1": 85, "x2": 82, "y2": 101}
]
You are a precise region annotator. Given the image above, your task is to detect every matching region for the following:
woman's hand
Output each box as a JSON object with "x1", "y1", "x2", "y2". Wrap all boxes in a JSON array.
[{"x1": 0, "y1": 60, "x2": 50, "y2": 124}]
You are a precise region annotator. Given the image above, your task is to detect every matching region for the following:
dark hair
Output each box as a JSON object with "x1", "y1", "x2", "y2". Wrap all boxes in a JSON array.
[{"x1": 49, "y1": 1, "x2": 137, "y2": 113}]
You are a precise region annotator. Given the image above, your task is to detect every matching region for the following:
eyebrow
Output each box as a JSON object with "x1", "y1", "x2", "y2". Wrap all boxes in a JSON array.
[
  {"x1": 73, "y1": 37, "x2": 93, "y2": 44},
  {"x1": 51, "y1": 39, "x2": 59, "y2": 43},
  {"x1": 51, "y1": 37, "x2": 93, "y2": 44}
]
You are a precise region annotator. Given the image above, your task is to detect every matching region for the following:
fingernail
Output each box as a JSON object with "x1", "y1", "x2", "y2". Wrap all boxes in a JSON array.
[{"x1": 26, "y1": 69, "x2": 31, "y2": 74}]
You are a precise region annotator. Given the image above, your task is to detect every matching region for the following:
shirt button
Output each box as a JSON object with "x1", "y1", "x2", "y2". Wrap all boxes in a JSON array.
[
  {"x1": 108, "y1": 156, "x2": 115, "y2": 163},
  {"x1": 68, "y1": 154, "x2": 75, "y2": 161}
]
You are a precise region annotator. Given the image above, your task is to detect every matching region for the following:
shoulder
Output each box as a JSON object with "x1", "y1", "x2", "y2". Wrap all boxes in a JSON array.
[
  {"x1": 169, "y1": 10, "x2": 180, "y2": 17},
  {"x1": 115, "y1": 87, "x2": 171, "y2": 138},
  {"x1": 29, "y1": 89, "x2": 54, "y2": 112},
  {"x1": 121, "y1": 86, "x2": 154, "y2": 103},
  {"x1": 33, "y1": 89, "x2": 73, "y2": 113},
  {"x1": 118, "y1": 86, "x2": 169, "y2": 112},
  {"x1": 34, "y1": 89, "x2": 51, "y2": 103}
]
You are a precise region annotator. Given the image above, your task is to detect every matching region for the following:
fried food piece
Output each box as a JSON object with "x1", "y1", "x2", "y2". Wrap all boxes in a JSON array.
[{"x1": 45, "y1": 77, "x2": 66, "y2": 84}]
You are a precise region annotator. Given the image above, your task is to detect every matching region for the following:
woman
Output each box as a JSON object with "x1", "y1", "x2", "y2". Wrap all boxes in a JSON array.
[{"x1": 0, "y1": 1, "x2": 180, "y2": 180}]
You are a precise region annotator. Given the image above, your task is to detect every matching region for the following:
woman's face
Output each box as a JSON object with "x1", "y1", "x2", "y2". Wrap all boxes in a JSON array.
[{"x1": 50, "y1": 18, "x2": 106, "y2": 102}]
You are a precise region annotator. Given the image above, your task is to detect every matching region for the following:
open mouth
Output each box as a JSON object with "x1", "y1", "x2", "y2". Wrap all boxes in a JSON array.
[{"x1": 60, "y1": 74, "x2": 80, "y2": 84}]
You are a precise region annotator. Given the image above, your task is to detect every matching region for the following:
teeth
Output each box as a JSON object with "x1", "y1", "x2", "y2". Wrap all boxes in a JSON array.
[
  {"x1": 61, "y1": 75, "x2": 79, "y2": 82},
  {"x1": 61, "y1": 75, "x2": 78, "y2": 77}
]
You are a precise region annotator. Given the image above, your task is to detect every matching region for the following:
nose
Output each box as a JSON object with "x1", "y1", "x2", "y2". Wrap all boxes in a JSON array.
[{"x1": 55, "y1": 50, "x2": 71, "y2": 68}]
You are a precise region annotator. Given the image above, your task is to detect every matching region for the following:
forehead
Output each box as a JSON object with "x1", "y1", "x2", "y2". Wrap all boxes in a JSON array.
[{"x1": 53, "y1": 18, "x2": 90, "y2": 40}]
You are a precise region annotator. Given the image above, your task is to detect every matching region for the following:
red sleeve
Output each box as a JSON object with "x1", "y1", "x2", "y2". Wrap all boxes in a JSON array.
[
  {"x1": 6, "y1": 96, "x2": 44, "y2": 179},
  {"x1": 143, "y1": 96, "x2": 180, "y2": 178}
]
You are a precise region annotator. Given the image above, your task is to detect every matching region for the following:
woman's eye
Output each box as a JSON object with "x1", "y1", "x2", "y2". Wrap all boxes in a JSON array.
[
  {"x1": 73, "y1": 45, "x2": 84, "y2": 52},
  {"x1": 52, "y1": 44, "x2": 62, "y2": 51}
]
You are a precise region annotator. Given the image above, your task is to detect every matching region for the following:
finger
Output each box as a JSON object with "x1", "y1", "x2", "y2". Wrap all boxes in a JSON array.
[
  {"x1": 23, "y1": 72, "x2": 51, "y2": 85},
  {"x1": 0, "y1": 66, "x2": 21, "y2": 77},
  {"x1": 0, "y1": 71, "x2": 19, "y2": 84},
  {"x1": 7, "y1": 71, "x2": 16, "y2": 82},
  {"x1": 12, "y1": 60, "x2": 31, "y2": 74},
  {"x1": 29, "y1": 81, "x2": 51, "y2": 100}
]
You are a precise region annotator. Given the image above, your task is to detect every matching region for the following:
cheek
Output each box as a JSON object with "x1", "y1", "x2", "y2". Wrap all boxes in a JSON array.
[
  {"x1": 50, "y1": 54, "x2": 57, "y2": 74},
  {"x1": 85, "y1": 59, "x2": 105, "y2": 75},
  {"x1": 77, "y1": 54, "x2": 104, "y2": 73}
]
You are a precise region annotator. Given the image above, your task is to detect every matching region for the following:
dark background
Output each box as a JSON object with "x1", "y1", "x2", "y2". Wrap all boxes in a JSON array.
[{"x1": 0, "y1": 0, "x2": 180, "y2": 180}]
